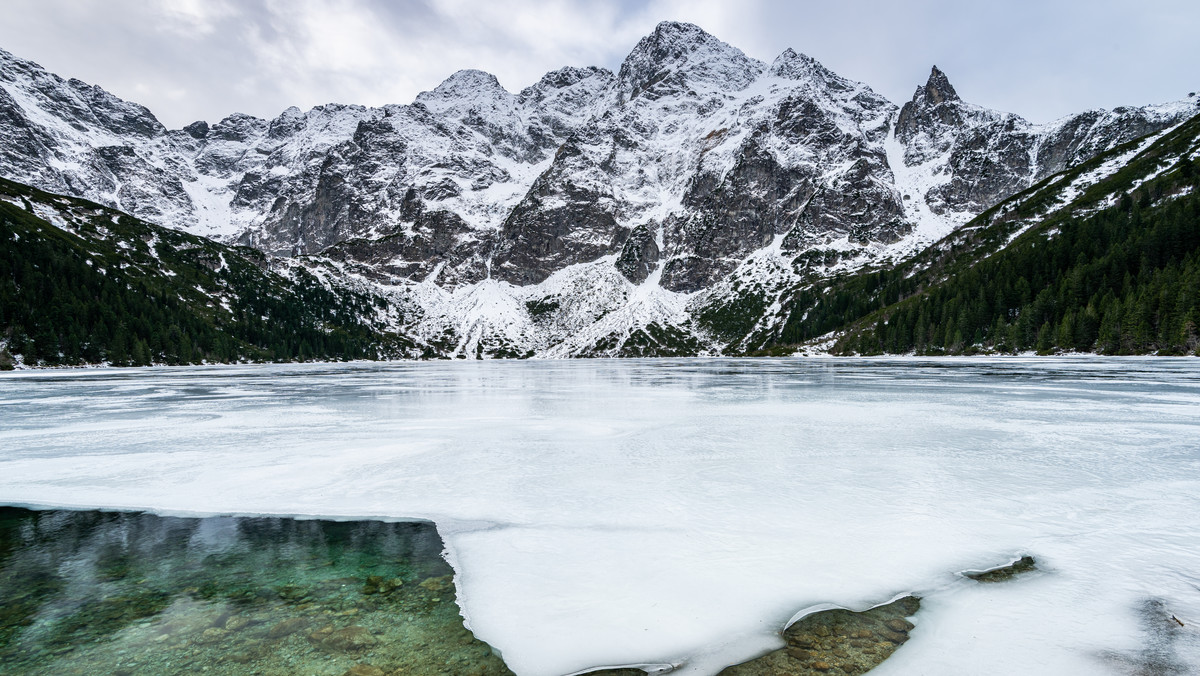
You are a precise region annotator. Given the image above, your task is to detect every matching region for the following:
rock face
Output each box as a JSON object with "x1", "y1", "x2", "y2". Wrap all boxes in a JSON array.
[
  {"x1": 660, "y1": 47, "x2": 904, "y2": 291},
  {"x1": 1, "y1": 26, "x2": 1197, "y2": 357},
  {"x1": 616, "y1": 224, "x2": 660, "y2": 283},
  {"x1": 894, "y1": 65, "x2": 1194, "y2": 218}
]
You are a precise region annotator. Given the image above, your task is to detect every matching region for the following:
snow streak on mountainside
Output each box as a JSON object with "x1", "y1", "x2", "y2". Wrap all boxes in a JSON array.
[{"x1": 0, "y1": 23, "x2": 1197, "y2": 357}]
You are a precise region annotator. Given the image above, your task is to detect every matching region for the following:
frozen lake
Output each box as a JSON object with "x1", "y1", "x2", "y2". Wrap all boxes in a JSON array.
[{"x1": 2, "y1": 358, "x2": 1199, "y2": 675}]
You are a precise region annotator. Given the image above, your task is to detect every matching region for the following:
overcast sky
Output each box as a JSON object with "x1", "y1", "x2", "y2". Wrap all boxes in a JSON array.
[{"x1": 1, "y1": 0, "x2": 1197, "y2": 129}]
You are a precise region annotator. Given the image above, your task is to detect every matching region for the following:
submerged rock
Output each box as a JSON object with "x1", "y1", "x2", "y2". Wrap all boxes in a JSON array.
[
  {"x1": 267, "y1": 616, "x2": 309, "y2": 638},
  {"x1": 321, "y1": 625, "x2": 379, "y2": 652},
  {"x1": 224, "y1": 614, "x2": 254, "y2": 632},
  {"x1": 719, "y1": 595, "x2": 920, "y2": 675},
  {"x1": 197, "y1": 627, "x2": 228, "y2": 644},
  {"x1": 419, "y1": 575, "x2": 453, "y2": 593},
  {"x1": 309, "y1": 625, "x2": 335, "y2": 644},
  {"x1": 363, "y1": 575, "x2": 404, "y2": 595},
  {"x1": 965, "y1": 555, "x2": 1036, "y2": 582},
  {"x1": 342, "y1": 663, "x2": 386, "y2": 676}
]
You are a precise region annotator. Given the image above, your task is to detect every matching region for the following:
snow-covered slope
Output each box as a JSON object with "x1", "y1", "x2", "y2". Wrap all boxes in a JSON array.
[{"x1": 1, "y1": 24, "x2": 1197, "y2": 357}]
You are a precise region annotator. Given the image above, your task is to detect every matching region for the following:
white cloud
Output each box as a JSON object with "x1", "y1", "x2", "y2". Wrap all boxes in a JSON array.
[
  {"x1": 154, "y1": 0, "x2": 238, "y2": 36},
  {"x1": 0, "y1": 0, "x2": 1195, "y2": 128}
]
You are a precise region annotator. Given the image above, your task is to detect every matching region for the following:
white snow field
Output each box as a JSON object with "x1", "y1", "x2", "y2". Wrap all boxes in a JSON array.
[{"x1": 1, "y1": 358, "x2": 1199, "y2": 675}]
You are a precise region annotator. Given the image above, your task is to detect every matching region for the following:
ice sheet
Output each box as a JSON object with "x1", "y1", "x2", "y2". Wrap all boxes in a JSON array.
[{"x1": 2, "y1": 358, "x2": 1200, "y2": 675}]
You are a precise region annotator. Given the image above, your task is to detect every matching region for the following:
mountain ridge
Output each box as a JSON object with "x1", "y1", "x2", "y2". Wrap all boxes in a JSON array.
[{"x1": 1, "y1": 21, "x2": 1197, "y2": 360}]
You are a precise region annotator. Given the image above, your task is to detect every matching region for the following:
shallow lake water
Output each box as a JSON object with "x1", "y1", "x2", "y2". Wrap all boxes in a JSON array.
[
  {"x1": 2, "y1": 357, "x2": 1199, "y2": 675},
  {"x1": 0, "y1": 507, "x2": 509, "y2": 675}
]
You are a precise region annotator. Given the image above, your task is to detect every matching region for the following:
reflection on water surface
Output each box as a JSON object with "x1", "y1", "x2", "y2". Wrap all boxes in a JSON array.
[{"x1": 0, "y1": 507, "x2": 512, "y2": 676}]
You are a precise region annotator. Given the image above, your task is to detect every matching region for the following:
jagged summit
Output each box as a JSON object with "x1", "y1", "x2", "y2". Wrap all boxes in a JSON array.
[
  {"x1": 414, "y1": 69, "x2": 513, "y2": 116},
  {"x1": 0, "y1": 45, "x2": 166, "y2": 140},
  {"x1": 895, "y1": 65, "x2": 972, "y2": 145},
  {"x1": 770, "y1": 48, "x2": 823, "y2": 78},
  {"x1": 652, "y1": 20, "x2": 714, "y2": 42},
  {"x1": 0, "y1": 45, "x2": 37, "y2": 76},
  {"x1": 266, "y1": 105, "x2": 309, "y2": 139},
  {"x1": 204, "y1": 111, "x2": 267, "y2": 144},
  {"x1": 917, "y1": 66, "x2": 960, "y2": 105},
  {"x1": 182, "y1": 120, "x2": 209, "y2": 138},
  {"x1": 522, "y1": 65, "x2": 612, "y2": 93},
  {"x1": 617, "y1": 21, "x2": 761, "y2": 100},
  {"x1": 515, "y1": 66, "x2": 614, "y2": 135},
  {"x1": 517, "y1": 65, "x2": 613, "y2": 108},
  {"x1": 423, "y1": 68, "x2": 507, "y2": 94},
  {"x1": 768, "y1": 48, "x2": 861, "y2": 94}
]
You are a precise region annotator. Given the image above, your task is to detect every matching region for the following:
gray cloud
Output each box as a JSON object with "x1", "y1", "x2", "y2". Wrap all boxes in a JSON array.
[{"x1": 0, "y1": 0, "x2": 1196, "y2": 128}]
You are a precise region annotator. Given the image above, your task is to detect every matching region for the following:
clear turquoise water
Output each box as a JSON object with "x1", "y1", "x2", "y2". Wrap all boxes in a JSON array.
[{"x1": 0, "y1": 507, "x2": 513, "y2": 676}]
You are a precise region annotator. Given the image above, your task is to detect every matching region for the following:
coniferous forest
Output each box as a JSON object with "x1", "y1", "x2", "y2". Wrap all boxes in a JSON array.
[
  {"x1": 0, "y1": 178, "x2": 419, "y2": 369},
  {"x1": 835, "y1": 186, "x2": 1200, "y2": 355},
  {"x1": 775, "y1": 114, "x2": 1200, "y2": 357}
]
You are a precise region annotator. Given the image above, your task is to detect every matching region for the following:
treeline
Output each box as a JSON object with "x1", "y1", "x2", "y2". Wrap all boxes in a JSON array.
[
  {"x1": 769, "y1": 113, "x2": 1200, "y2": 357},
  {"x1": 834, "y1": 166, "x2": 1200, "y2": 356},
  {"x1": 0, "y1": 180, "x2": 415, "y2": 368},
  {"x1": 777, "y1": 266, "x2": 921, "y2": 347}
]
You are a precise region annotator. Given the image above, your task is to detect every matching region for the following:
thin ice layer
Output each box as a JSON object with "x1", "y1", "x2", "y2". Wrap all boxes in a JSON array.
[{"x1": 1, "y1": 358, "x2": 1199, "y2": 675}]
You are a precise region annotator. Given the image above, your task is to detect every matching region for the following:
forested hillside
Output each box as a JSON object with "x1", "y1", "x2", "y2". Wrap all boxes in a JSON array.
[
  {"x1": 773, "y1": 113, "x2": 1200, "y2": 356},
  {"x1": 835, "y1": 188, "x2": 1199, "y2": 355},
  {"x1": 0, "y1": 179, "x2": 422, "y2": 368}
]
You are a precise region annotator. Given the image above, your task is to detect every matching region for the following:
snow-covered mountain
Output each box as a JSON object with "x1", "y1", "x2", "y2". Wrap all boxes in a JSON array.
[{"x1": 1, "y1": 22, "x2": 1196, "y2": 357}]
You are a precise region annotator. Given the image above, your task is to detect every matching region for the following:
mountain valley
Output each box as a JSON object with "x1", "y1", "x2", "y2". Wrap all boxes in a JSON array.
[{"x1": 1, "y1": 21, "x2": 1198, "y2": 364}]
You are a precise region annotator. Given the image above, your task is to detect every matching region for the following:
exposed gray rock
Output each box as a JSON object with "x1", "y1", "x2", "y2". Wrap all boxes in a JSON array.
[
  {"x1": 183, "y1": 120, "x2": 209, "y2": 139},
  {"x1": 492, "y1": 139, "x2": 624, "y2": 285},
  {"x1": 324, "y1": 190, "x2": 490, "y2": 287},
  {"x1": 616, "y1": 223, "x2": 660, "y2": 283},
  {"x1": 617, "y1": 21, "x2": 761, "y2": 102},
  {"x1": 894, "y1": 66, "x2": 1191, "y2": 216}
]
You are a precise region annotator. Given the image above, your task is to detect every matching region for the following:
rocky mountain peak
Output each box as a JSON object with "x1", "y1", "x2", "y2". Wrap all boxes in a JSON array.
[
  {"x1": 769, "y1": 49, "x2": 825, "y2": 79},
  {"x1": 517, "y1": 66, "x2": 614, "y2": 107},
  {"x1": 917, "y1": 66, "x2": 960, "y2": 106},
  {"x1": 767, "y1": 48, "x2": 866, "y2": 97},
  {"x1": 0, "y1": 45, "x2": 36, "y2": 79},
  {"x1": 895, "y1": 65, "x2": 971, "y2": 146},
  {"x1": 617, "y1": 21, "x2": 762, "y2": 101},
  {"x1": 206, "y1": 112, "x2": 268, "y2": 143},
  {"x1": 182, "y1": 120, "x2": 209, "y2": 139},
  {"x1": 516, "y1": 66, "x2": 614, "y2": 135},
  {"x1": 412, "y1": 69, "x2": 520, "y2": 126},
  {"x1": 0, "y1": 47, "x2": 166, "y2": 139},
  {"x1": 267, "y1": 105, "x2": 306, "y2": 139},
  {"x1": 416, "y1": 69, "x2": 509, "y2": 106},
  {"x1": 526, "y1": 66, "x2": 612, "y2": 93}
]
